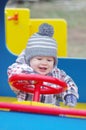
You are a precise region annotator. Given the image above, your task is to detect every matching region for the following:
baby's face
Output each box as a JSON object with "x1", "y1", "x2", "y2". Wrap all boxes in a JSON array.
[{"x1": 30, "y1": 56, "x2": 54, "y2": 75}]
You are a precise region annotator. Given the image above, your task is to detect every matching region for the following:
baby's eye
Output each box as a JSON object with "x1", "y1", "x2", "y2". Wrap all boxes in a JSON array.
[
  {"x1": 37, "y1": 58, "x2": 42, "y2": 60},
  {"x1": 47, "y1": 59, "x2": 53, "y2": 62}
]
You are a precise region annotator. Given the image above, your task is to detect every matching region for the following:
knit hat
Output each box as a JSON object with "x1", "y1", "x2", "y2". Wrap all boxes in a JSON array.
[{"x1": 25, "y1": 23, "x2": 57, "y2": 66}]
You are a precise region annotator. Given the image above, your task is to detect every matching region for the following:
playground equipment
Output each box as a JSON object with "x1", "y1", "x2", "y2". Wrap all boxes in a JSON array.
[
  {"x1": 0, "y1": 0, "x2": 86, "y2": 130},
  {"x1": 5, "y1": 8, "x2": 67, "y2": 56}
]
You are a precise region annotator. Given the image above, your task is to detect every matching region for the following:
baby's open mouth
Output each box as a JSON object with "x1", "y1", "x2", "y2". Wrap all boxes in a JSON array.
[{"x1": 39, "y1": 67, "x2": 47, "y2": 71}]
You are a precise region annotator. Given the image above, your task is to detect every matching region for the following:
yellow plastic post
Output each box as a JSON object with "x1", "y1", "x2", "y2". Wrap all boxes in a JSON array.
[{"x1": 5, "y1": 8, "x2": 30, "y2": 55}]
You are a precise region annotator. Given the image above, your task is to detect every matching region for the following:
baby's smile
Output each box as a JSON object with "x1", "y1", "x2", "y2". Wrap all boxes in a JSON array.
[{"x1": 38, "y1": 66, "x2": 47, "y2": 71}]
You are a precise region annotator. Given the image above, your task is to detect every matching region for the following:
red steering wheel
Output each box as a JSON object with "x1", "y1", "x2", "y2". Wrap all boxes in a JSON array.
[{"x1": 9, "y1": 74, "x2": 67, "y2": 102}]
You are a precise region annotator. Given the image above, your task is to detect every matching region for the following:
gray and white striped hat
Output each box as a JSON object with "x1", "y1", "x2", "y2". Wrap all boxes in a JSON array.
[{"x1": 25, "y1": 23, "x2": 57, "y2": 66}]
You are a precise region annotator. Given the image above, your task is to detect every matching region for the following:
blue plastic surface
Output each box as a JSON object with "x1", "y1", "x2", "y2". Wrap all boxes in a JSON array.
[{"x1": 0, "y1": 111, "x2": 86, "y2": 130}]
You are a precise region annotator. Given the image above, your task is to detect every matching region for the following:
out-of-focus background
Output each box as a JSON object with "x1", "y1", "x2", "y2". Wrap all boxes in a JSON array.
[{"x1": 6, "y1": 0, "x2": 86, "y2": 58}]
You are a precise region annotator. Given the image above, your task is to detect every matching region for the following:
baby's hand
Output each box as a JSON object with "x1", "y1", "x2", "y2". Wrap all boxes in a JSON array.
[{"x1": 64, "y1": 94, "x2": 77, "y2": 107}]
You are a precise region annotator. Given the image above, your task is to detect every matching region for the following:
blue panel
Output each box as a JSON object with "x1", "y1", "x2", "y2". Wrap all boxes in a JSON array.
[
  {"x1": 0, "y1": 0, "x2": 16, "y2": 97},
  {"x1": 58, "y1": 58, "x2": 86, "y2": 103},
  {"x1": 0, "y1": 111, "x2": 86, "y2": 130}
]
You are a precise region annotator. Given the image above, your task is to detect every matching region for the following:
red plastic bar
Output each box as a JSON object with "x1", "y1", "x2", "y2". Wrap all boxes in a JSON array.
[
  {"x1": 33, "y1": 83, "x2": 41, "y2": 102},
  {"x1": 0, "y1": 102, "x2": 86, "y2": 117}
]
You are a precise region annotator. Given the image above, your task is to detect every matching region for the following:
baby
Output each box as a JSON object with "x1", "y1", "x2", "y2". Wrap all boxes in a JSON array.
[{"x1": 7, "y1": 23, "x2": 79, "y2": 107}]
